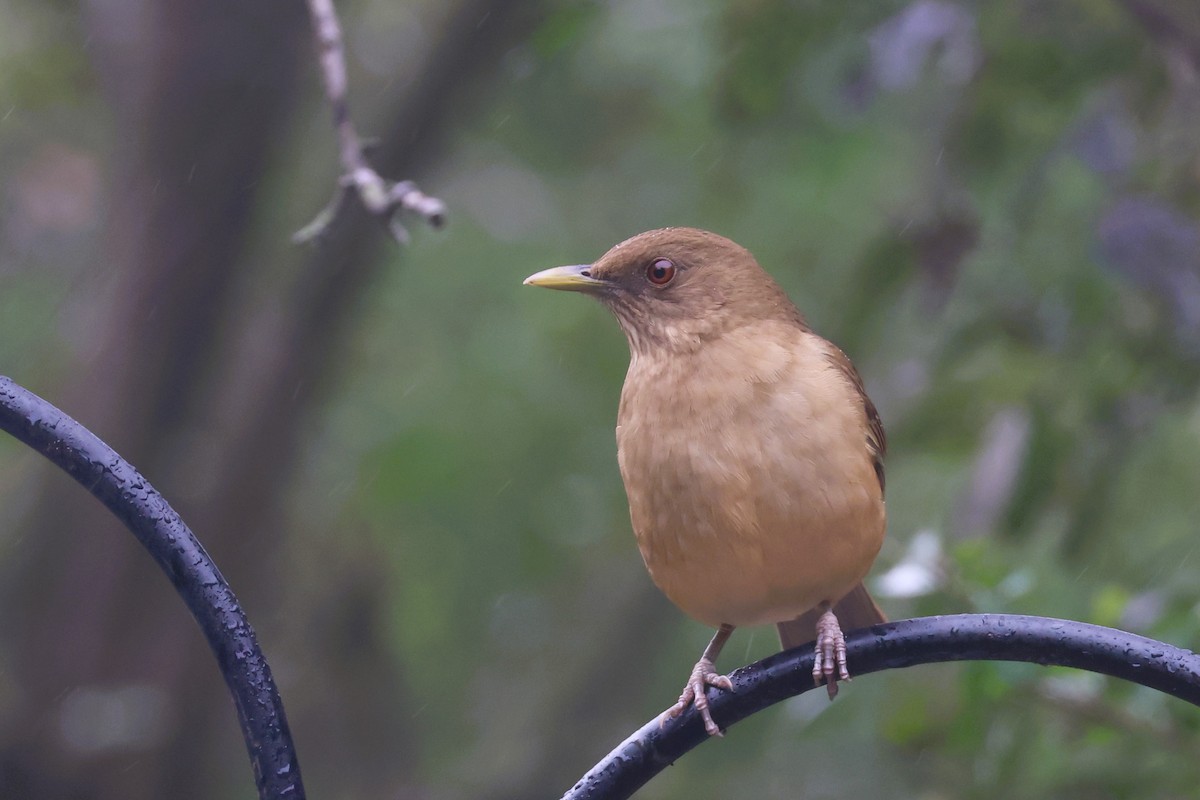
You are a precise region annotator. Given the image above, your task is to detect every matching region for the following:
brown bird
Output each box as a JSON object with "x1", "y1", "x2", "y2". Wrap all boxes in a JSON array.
[{"x1": 524, "y1": 228, "x2": 887, "y2": 736}]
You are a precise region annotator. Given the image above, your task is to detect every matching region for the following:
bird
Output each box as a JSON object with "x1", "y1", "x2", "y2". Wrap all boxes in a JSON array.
[{"x1": 523, "y1": 227, "x2": 887, "y2": 736}]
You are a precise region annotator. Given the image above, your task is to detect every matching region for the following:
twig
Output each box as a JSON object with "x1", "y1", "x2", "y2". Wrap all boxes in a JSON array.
[
  {"x1": 297, "y1": 0, "x2": 446, "y2": 245},
  {"x1": 0, "y1": 377, "x2": 305, "y2": 800},
  {"x1": 563, "y1": 614, "x2": 1200, "y2": 800}
]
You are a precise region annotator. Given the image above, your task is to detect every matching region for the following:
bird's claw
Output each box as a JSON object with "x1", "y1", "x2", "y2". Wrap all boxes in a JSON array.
[
  {"x1": 812, "y1": 608, "x2": 850, "y2": 699},
  {"x1": 661, "y1": 657, "x2": 733, "y2": 736}
]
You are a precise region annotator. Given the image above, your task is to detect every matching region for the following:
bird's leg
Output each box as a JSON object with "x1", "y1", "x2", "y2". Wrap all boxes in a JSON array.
[
  {"x1": 662, "y1": 623, "x2": 735, "y2": 736},
  {"x1": 812, "y1": 604, "x2": 850, "y2": 699}
]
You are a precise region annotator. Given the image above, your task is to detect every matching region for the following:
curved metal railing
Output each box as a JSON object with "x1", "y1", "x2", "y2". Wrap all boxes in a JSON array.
[{"x1": 4, "y1": 375, "x2": 1198, "y2": 800}]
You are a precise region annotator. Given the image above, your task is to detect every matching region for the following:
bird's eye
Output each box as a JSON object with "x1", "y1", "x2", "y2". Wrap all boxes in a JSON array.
[{"x1": 646, "y1": 258, "x2": 677, "y2": 286}]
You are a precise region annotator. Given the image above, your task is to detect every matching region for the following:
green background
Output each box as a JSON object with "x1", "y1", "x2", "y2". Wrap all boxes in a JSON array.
[{"x1": 1, "y1": 1, "x2": 1199, "y2": 798}]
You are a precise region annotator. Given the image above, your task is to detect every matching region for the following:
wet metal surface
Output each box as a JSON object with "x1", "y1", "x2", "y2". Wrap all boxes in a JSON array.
[
  {"x1": 561, "y1": 614, "x2": 1200, "y2": 799},
  {"x1": 0, "y1": 376, "x2": 305, "y2": 800}
]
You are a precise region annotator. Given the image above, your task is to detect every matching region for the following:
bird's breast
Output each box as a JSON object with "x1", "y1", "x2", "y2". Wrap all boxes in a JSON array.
[{"x1": 615, "y1": 324, "x2": 885, "y2": 628}]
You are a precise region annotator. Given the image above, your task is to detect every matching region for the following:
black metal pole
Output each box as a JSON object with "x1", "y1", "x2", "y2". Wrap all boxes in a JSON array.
[
  {"x1": 563, "y1": 613, "x2": 1200, "y2": 800},
  {"x1": 7, "y1": 371, "x2": 1200, "y2": 800},
  {"x1": 0, "y1": 376, "x2": 304, "y2": 800}
]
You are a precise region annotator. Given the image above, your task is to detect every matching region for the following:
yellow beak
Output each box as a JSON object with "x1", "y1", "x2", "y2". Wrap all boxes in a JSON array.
[{"x1": 522, "y1": 264, "x2": 607, "y2": 292}]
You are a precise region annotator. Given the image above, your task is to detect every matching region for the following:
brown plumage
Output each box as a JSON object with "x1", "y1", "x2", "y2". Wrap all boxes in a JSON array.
[{"x1": 524, "y1": 227, "x2": 887, "y2": 736}]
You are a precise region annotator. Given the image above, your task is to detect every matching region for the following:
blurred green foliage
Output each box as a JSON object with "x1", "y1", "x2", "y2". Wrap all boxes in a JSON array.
[{"x1": 3, "y1": 0, "x2": 1200, "y2": 798}]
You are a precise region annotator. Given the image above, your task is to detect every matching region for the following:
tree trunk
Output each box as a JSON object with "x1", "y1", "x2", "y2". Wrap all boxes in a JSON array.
[{"x1": 0, "y1": 1, "x2": 547, "y2": 798}]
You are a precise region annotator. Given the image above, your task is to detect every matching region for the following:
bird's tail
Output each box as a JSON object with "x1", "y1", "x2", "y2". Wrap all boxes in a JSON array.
[{"x1": 776, "y1": 582, "x2": 886, "y2": 650}]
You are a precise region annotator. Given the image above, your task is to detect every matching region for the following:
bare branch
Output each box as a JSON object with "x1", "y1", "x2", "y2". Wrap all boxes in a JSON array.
[
  {"x1": 298, "y1": 0, "x2": 447, "y2": 244},
  {"x1": 292, "y1": 182, "x2": 352, "y2": 245}
]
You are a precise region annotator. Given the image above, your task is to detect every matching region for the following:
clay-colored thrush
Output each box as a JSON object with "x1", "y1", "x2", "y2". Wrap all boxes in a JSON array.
[{"x1": 524, "y1": 228, "x2": 886, "y2": 736}]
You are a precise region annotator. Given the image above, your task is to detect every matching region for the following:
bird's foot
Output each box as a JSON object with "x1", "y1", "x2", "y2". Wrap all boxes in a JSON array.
[
  {"x1": 813, "y1": 608, "x2": 850, "y2": 699},
  {"x1": 661, "y1": 656, "x2": 734, "y2": 736}
]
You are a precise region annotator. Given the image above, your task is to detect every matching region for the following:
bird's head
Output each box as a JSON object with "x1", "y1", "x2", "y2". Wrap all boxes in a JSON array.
[{"x1": 524, "y1": 227, "x2": 802, "y2": 356}]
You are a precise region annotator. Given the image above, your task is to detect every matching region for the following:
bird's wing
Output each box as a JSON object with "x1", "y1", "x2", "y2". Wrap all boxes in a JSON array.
[{"x1": 823, "y1": 345, "x2": 886, "y2": 494}]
